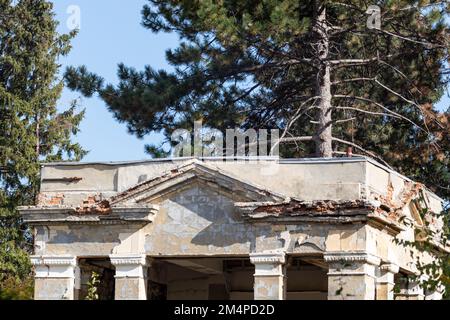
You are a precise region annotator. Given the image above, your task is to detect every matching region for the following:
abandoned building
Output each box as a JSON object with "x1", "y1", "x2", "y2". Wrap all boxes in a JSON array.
[{"x1": 19, "y1": 157, "x2": 446, "y2": 300}]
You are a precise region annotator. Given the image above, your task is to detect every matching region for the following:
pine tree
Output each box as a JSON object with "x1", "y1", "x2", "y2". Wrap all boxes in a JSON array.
[
  {"x1": 0, "y1": 0, "x2": 86, "y2": 297},
  {"x1": 64, "y1": 1, "x2": 448, "y2": 194}
]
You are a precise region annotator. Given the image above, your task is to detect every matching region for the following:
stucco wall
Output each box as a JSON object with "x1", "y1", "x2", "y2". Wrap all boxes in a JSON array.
[{"x1": 39, "y1": 183, "x2": 369, "y2": 259}]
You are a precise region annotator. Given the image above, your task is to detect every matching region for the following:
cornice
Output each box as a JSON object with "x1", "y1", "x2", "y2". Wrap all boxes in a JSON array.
[
  {"x1": 380, "y1": 263, "x2": 400, "y2": 274},
  {"x1": 237, "y1": 200, "x2": 375, "y2": 224},
  {"x1": 19, "y1": 205, "x2": 159, "y2": 225},
  {"x1": 324, "y1": 251, "x2": 381, "y2": 266}
]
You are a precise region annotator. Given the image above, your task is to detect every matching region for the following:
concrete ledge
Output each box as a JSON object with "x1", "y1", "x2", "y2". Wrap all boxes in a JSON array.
[{"x1": 19, "y1": 205, "x2": 159, "y2": 225}]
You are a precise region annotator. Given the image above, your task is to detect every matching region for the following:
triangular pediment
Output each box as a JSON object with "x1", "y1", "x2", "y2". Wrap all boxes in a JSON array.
[{"x1": 109, "y1": 160, "x2": 287, "y2": 206}]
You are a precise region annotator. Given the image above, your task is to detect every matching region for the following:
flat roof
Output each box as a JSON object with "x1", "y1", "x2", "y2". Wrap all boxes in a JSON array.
[
  {"x1": 39, "y1": 156, "x2": 445, "y2": 203},
  {"x1": 41, "y1": 156, "x2": 369, "y2": 166}
]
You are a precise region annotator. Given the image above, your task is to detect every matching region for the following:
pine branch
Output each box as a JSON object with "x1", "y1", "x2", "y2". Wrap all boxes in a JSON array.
[
  {"x1": 378, "y1": 29, "x2": 444, "y2": 48},
  {"x1": 374, "y1": 78, "x2": 445, "y2": 131},
  {"x1": 310, "y1": 117, "x2": 357, "y2": 124},
  {"x1": 332, "y1": 78, "x2": 375, "y2": 85},
  {"x1": 334, "y1": 106, "x2": 401, "y2": 119},
  {"x1": 270, "y1": 97, "x2": 320, "y2": 154},
  {"x1": 277, "y1": 136, "x2": 392, "y2": 168},
  {"x1": 333, "y1": 94, "x2": 428, "y2": 133}
]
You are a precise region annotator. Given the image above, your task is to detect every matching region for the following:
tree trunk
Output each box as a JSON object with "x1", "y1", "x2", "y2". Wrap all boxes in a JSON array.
[
  {"x1": 35, "y1": 112, "x2": 40, "y2": 158},
  {"x1": 314, "y1": 5, "x2": 333, "y2": 158}
]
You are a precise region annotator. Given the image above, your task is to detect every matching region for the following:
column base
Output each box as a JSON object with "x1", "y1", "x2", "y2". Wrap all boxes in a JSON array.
[{"x1": 114, "y1": 277, "x2": 148, "y2": 300}]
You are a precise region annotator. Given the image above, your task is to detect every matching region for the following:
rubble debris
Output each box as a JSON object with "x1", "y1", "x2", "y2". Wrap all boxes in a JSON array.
[
  {"x1": 75, "y1": 196, "x2": 111, "y2": 215},
  {"x1": 246, "y1": 199, "x2": 375, "y2": 217},
  {"x1": 374, "y1": 181, "x2": 424, "y2": 219}
]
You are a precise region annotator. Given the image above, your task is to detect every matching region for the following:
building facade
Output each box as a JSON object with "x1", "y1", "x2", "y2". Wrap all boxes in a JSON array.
[{"x1": 19, "y1": 157, "x2": 446, "y2": 300}]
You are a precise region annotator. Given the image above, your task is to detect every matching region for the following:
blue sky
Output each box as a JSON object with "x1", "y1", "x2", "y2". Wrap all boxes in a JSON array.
[
  {"x1": 52, "y1": 1, "x2": 449, "y2": 162},
  {"x1": 53, "y1": 0, "x2": 178, "y2": 162}
]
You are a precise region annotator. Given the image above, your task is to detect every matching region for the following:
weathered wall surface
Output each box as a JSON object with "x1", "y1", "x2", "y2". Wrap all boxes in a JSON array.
[
  {"x1": 35, "y1": 224, "x2": 144, "y2": 256},
  {"x1": 28, "y1": 157, "x2": 445, "y2": 290},
  {"x1": 34, "y1": 278, "x2": 74, "y2": 300},
  {"x1": 146, "y1": 184, "x2": 275, "y2": 256},
  {"x1": 38, "y1": 159, "x2": 368, "y2": 205},
  {"x1": 144, "y1": 183, "x2": 375, "y2": 257},
  {"x1": 37, "y1": 158, "x2": 444, "y2": 214},
  {"x1": 37, "y1": 183, "x2": 369, "y2": 258},
  {"x1": 209, "y1": 161, "x2": 365, "y2": 200}
]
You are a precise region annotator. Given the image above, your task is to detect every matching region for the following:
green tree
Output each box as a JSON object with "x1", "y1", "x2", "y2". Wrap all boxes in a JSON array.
[
  {"x1": 64, "y1": 0, "x2": 449, "y2": 297},
  {"x1": 65, "y1": 1, "x2": 448, "y2": 157},
  {"x1": 65, "y1": 0, "x2": 449, "y2": 198},
  {"x1": 0, "y1": 0, "x2": 86, "y2": 298}
]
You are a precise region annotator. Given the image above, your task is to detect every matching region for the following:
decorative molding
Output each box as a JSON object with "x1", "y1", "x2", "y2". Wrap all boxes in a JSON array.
[
  {"x1": 367, "y1": 214, "x2": 405, "y2": 235},
  {"x1": 19, "y1": 205, "x2": 159, "y2": 226},
  {"x1": 250, "y1": 252, "x2": 286, "y2": 265},
  {"x1": 31, "y1": 255, "x2": 77, "y2": 279},
  {"x1": 237, "y1": 200, "x2": 374, "y2": 223},
  {"x1": 250, "y1": 252, "x2": 286, "y2": 277},
  {"x1": 328, "y1": 271, "x2": 369, "y2": 276},
  {"x1": 109, "y1": 254, "x2": 149, "y2": 278},
  {"x1": 380, "y1": 262, "x2": 400, "y2": 274},
  {"x1": 324, "y1": 251, "x2": 381, "y2": 266},
  {"x1": 109, "y1": 254, "x2": 148, "y2": 266},
  {"x1": 31, "y1": 255, "x2": 76, "y2": 267},
  {"x1": 242, "y1": 215, "x2": 368, "y2": 224}
]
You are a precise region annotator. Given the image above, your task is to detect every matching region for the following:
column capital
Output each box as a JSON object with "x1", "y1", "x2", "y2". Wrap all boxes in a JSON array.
[
  {"x1": 324, "y1": 251, "x2": 381, "y2": 266},
  {"x1": 249, "y1": 252, "x2": 286, "y2": 265},
  {"x1": 109, "y1": 254, "x2": 148, "y2": 267},
  {"x1": 31, "y1": 255, "x2": 76, "y2": 267},
  {"x1": 326, "y1": 252, "x2": 379, "y2": 300},
  {"x1": 109, "y1": 254, "x2": 149, "y2": 279},
  {"x1": 31, "y1": 255, "x2": 77, "y2": 279},
  {"x1": 380, "y1": 262, "x2": 399, "y2": 274}
]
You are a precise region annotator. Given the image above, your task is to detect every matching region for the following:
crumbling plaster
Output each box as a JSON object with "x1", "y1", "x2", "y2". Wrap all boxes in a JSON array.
[{"x1": 21, "y1": 157, "x2": 446, "y2": 294}]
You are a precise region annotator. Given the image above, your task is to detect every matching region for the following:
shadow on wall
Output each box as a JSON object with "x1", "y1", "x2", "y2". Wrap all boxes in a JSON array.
[{"x1": 158, "y1": 183, "x2": 278, "y2": 250}]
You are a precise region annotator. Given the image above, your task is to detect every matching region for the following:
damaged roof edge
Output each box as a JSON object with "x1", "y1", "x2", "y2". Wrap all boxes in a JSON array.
[
  {"x1": 40, "y1": 156, "x2": 368, "y2": 167},
  {"x1": 38, "y1": 156, "x2": 444, "y2": 203}
]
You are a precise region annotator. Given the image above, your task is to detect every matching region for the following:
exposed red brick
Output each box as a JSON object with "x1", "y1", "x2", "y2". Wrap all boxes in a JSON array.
[
  {"x1": 75, "y1": 198, "x2": 111, "y2": 215},
  {"x1": 48, "y1": 196, "x2": 64, "y2": 205},
  {"x1": 374, "y1": 181, "x2": 424, "y2": 220},
  {"x1": 253, "y1": 200, "x2": 373, "y2": 216},
  {"x1": 36, "y1": 193, "x2": 67, "y2": 206}
]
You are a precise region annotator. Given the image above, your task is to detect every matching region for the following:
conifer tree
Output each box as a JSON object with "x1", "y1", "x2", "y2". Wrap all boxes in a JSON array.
[
  {"x1": 63, "y1": 0, "x2": 449, "y2": 297},
  {"x1": 0, "y1": 0, "x2": 86, "y2": 297},
  {"x1": 64, "y1": 0, "x2": 449, "y2": 200}
]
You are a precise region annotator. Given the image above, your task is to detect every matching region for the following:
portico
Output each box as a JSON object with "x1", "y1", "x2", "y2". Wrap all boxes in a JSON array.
[{"x1": 20, "y1": 157, "x2": 446, "y2": 300}]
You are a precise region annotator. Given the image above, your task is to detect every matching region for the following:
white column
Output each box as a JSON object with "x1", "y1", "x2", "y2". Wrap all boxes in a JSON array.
[
  {"x1": 109, "y1": 254, "x2": 149, "y2": 300},
  {"x1": 250, "y1": 252, "x2": 286, "y2": 300},
  {"x1": 324, "y1": 251, "x2": 380, "y2": 300},
  {"x1": 31, "y1": 255, "x2": 78, "y2": 300},
  {"x1": 425, "y1": 284, "x2": 444, "y2": 300},
  {"x1": 376, "y1": 262, "x2": 399, "y2": 300}
]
